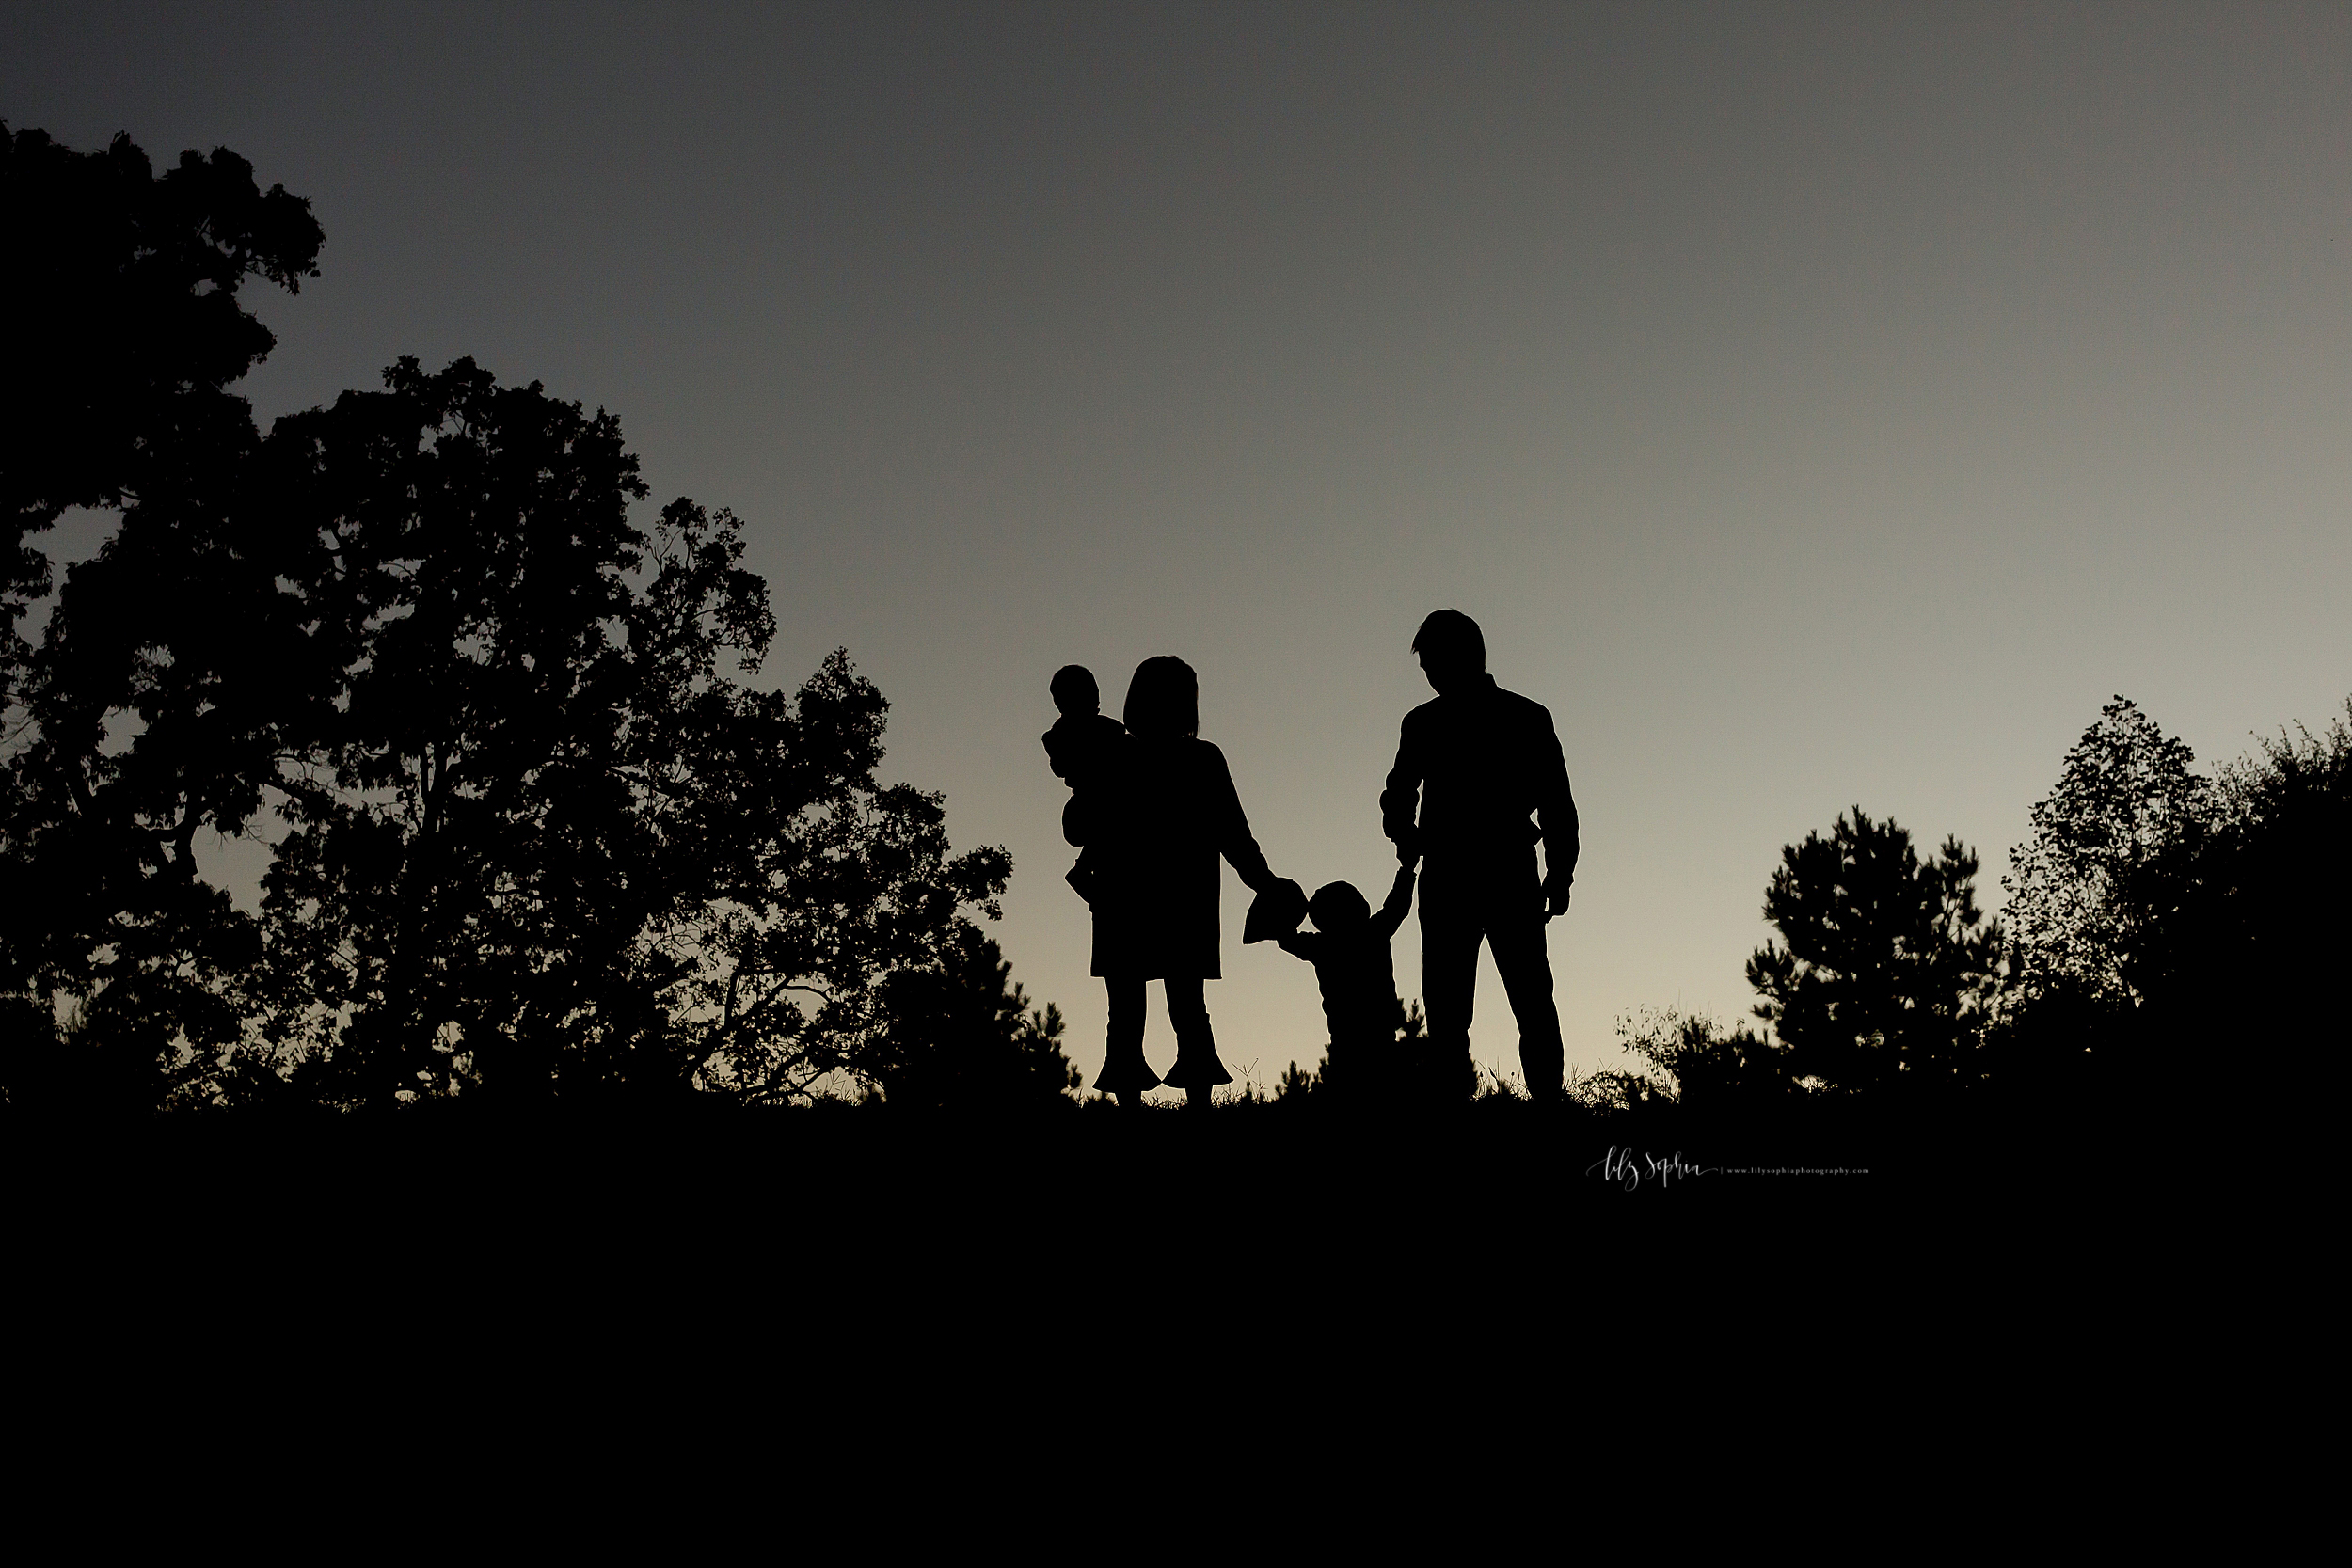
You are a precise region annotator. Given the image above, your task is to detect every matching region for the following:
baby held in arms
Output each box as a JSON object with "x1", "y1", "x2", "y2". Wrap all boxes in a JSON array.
[{"x1": 1041, "y1": 663, "x2": 1128, "y2": 903}]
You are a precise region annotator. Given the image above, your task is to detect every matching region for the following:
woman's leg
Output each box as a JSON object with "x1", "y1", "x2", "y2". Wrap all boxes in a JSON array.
[
  {"x1": 1101, "y1": 975, "x2": 1153, "y2": 1106},
  {"x1": 1164, "y1": 976, "x2": 1219, "y2": 1108}
]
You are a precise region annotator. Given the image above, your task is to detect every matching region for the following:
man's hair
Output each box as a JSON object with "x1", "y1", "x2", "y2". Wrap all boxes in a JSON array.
[
  {"x1": 1122, "y1": 655, "x2": 1200, "y2": 738},
  {"x1": 1411, "y1": 610, "x2": 1486, "y2": 672},
  {"x1": 1050, "y1": 663, "x2": 1099, "y2": 715},
  {"x1": 1309, "y1": 881, "x2": 1371, "y2": 930}
]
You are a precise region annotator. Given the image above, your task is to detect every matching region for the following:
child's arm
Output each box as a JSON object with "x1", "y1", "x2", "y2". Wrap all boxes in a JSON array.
[
  {"x1": 1042, "y1": 722, "x2": 1076, "y2": 783},
  {"x1": 1276, "y1": 930, "x2": 1318, "y2": 963},
  {"x1": 1371, "y1": 865, "x2": 1416, "y2": 941}
]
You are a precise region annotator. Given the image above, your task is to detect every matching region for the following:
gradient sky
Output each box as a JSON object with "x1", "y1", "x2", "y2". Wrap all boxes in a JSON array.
[{"x1": 8, "y1": 3, "x2": 2348, "y2": 1094}]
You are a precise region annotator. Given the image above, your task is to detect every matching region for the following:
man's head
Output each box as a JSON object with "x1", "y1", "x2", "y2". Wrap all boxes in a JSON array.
[
  {"x1": 1122, "y1": 655, "x2": 1200, "y2": 738},
  {"x1": 1411, "y1": 610, "x2": 1486, "y2": 694},
  {"x1": 1308, "y1": 880, "x2": 1371, "y2": 933},
  {"x1": 1050, "y1": 664, "x2": 1099, "y2": 717}
]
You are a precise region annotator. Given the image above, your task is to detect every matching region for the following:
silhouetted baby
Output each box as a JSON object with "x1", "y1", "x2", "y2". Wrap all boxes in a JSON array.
[
  {"x1": 1277, "y1": 864, "x2": 1417, "y2": 1099},
  {"x1": 1042, "y1": 664, "x2": 1129, "y2": 902}
]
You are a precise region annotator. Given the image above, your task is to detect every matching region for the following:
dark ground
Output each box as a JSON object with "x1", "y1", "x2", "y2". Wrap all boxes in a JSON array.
[{"x1": 8, "y1": 1092, "x2": 2119, "y2": 1297}]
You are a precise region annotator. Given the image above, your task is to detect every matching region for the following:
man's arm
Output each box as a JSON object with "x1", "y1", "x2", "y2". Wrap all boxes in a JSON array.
[
  {"x1": 1534, "y1": 710, "x2": 1579, "y2": 917},
  {"x1": 1379, "y1": 714, "x2": 1424, "y2": 863}
]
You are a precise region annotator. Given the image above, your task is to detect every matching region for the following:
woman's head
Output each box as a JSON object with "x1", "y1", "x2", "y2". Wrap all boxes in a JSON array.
[{"x1": 1123, "y1": 656, "x2": 1200, "y2": 738}]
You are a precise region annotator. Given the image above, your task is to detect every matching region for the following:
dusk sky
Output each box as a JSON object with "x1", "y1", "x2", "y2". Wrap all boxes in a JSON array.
[{"x1": 8, "y1": 3, "x2": 2347, "y2": 1094}]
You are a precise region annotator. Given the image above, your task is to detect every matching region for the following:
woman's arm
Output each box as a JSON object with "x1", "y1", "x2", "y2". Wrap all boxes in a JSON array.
[{"x1": 1203, "y1": 742, "x2": 1278, "y2": 893}]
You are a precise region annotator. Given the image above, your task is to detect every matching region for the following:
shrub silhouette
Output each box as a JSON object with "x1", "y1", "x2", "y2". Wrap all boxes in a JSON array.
[
  {"x1": 867, "y1": 926, "x2": 1081, "y2": 1110},
  {"x1": 1613, "y1": 1006, "x2": 1797, "y2": 1110}
]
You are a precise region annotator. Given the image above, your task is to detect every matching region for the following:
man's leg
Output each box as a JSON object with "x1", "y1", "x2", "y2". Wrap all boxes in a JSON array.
[
  {"x1": 1488, "y1": 914, "x2": 1564, "y2": 1101},
  {"x1": 1419, "y1": 895, "x2": 1484, "y2": 1101}
]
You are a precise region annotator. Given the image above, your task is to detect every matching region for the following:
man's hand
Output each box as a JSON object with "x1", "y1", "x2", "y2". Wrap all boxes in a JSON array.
[{"x1": 1544, "y1": 873, "x2": 1572, "y2": 920}]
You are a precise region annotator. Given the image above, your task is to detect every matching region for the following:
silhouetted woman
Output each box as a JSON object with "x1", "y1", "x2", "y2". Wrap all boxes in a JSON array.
[{"x1": 1086, "y1": 656, "x2": 1283, "y2": 1108}]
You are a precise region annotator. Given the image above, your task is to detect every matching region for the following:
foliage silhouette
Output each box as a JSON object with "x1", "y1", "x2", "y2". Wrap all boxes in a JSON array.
[
  {"x1": 1988, "y1": 695, "x2": 2350, "y2": 1093},
  {"x1": 1613, "y1": 1006, "x2": 1798, "y2": 1111},
  {"x1": 1, "y1": 124, "x2": 323, "y2": 1106},
  {"x1": 1745, "y1": 808, "x2": 2001, "y2": 1096},
  {"x1": 246, "y1": 366, "x2": 1010, "y2": 1108},
  {"x1": 2190, "y1": 701, "x2": 2349, "y2": 996},
  {"x1": 2003, "y1": 697, "x2": 2207, "y2": 1009},
  {"x1": 867, "y1": 925, "x2": 1080, "y2": 1111},
  {"x1": 1, "y1": 121, "x2": 321, "y2": 701},
  {"x1": 1, "y1": 128, "x2": 1029, "y2": 1114}
]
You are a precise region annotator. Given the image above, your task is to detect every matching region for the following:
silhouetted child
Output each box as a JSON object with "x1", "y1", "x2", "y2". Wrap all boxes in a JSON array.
[
  {"x1": 1276, "y1": 863, "x2": 1417, "y2": 1100},
  {"x1": 1042, "y1": 664, "x2": 1128, "y2": 902}
]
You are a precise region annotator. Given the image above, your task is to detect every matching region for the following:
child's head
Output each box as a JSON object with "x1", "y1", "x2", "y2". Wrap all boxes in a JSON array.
[
  {"x1": 1309, "y1": 880, "x2": 1371, "y2": 933},
  {"x1": 1051, "y1": 664, "x2": 1100, "y2": 717}
]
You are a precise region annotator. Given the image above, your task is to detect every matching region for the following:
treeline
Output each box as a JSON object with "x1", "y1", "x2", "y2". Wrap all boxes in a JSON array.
[
  {"x1": 1, "y1": 122, "x2": 1077, "y2": 1115},
  {"x1": 1596, "y1": 694, "x2": 2349, "y2": 1117}
]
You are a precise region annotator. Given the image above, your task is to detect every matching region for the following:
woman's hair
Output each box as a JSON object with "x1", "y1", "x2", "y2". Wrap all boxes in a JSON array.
[{"x1": 1123, "y1": 655, "x2": 1200, "y2": 738}]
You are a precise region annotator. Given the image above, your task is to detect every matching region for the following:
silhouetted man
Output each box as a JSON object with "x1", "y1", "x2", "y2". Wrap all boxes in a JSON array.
[{"x1": 1381, "y1": 610, "x2": 1578, "y2": 1101}]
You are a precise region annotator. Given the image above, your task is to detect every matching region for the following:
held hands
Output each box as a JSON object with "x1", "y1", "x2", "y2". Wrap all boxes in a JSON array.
[{"x1": 1543, "y1": 872, "x2": 1572, "y2": 921}]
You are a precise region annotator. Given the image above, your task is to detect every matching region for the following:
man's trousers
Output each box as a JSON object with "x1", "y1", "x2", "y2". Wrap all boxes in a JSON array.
[{"x1": 1418, "y1": 848, "x2": 1565, "y2": 1099}]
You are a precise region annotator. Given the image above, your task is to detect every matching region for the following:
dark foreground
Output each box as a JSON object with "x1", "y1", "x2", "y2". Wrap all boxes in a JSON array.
[
  {"x1": 10, "y1": 1090, "x2": 2110, "y2": 1262},
  {"x1": 11, "y1": 1092, "x2": 2170, "y2": 1417}
]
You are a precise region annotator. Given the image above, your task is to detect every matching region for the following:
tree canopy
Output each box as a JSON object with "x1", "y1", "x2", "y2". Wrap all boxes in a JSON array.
[
  {"x1": 2, "y1": 127, "x2": 1057, "y2": 1116},
  {"x1": 2, "y1": 121, "x2": 322, "y2": 698}
]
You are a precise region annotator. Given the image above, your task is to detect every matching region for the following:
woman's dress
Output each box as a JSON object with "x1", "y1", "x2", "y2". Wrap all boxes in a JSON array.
[
  {"x1": 1089, "y1": 736, "x2": 1274, "y2": 977},
  {"x1": 1083, "y1": 735, "x2": 1276, "y2": 1091}
]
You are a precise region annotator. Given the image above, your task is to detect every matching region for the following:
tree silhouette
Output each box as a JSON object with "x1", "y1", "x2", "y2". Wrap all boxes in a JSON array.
[
  {"x1": 246, "y1": 360, "x2": 1011, "y2": 1106},
  {"x1": 1990, "y1": 694, "x2": 2349, "y2": 1095},
  {"x1": 2003, "y1": 698, "x2": 2207, "y2": 1009},
  {"x1": 2185, "y1": 703, "x2": 2349, "y2": 1010},
  {"x1": 1746, "y1": 808, "x2": 2001, "y2": 1095},
  {"x1": 1, "y1": 122, "x2": 320, "y2": 702},
  {"x1": 1, "y1": 124, "x2": 322, "y2": 1107},
  {"x1": 1, "y1": 125, "x2": 1029, "y2": 1113}
]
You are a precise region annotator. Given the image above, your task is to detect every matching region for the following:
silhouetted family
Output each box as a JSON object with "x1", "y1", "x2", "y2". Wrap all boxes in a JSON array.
[{"x1": 1044, "y1": 610, "x2": 1579, "y2": 1107}]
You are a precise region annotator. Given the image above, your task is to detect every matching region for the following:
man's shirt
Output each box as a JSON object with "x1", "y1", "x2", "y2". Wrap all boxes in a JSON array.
[{"x1": 1381, "y1": 674, "x2": 1579, "y2": 876}]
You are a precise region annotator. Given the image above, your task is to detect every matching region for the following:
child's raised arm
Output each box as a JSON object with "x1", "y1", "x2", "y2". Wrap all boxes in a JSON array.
[{"x1": 1372, "y1": 864, "x2": 1416, "y2": 941}]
